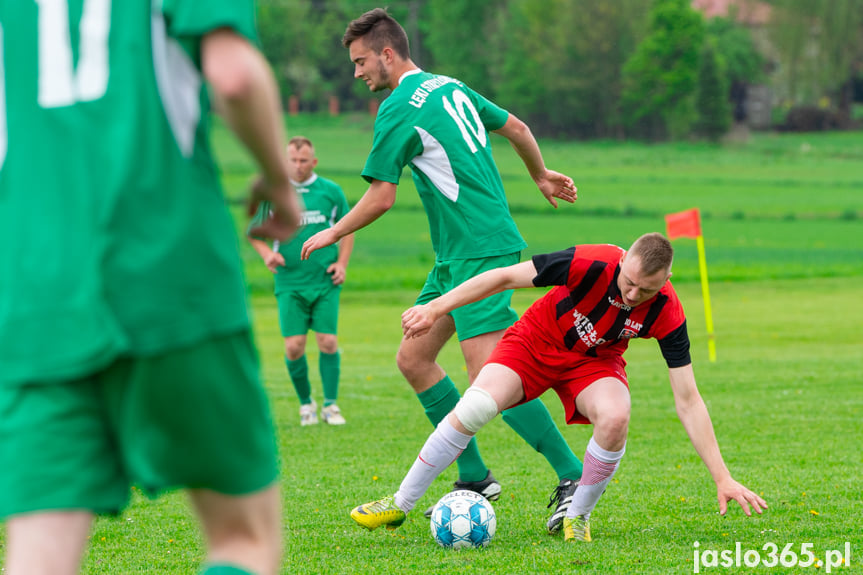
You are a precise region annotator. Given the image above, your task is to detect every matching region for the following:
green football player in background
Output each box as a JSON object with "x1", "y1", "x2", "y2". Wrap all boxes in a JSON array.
[
  {"x1": 302, "y1": 7, "x2": 583, "y2": 531},
  {"x1": 250, "y1": 136, "x2": 354, "y2": 426},
  {"x1": 0, "y1": 2, "x2": 299, "y2": 574}
]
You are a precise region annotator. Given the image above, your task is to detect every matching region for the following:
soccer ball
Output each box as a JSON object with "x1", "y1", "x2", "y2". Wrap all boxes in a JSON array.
[{"x1": 429, "y1": 489, "x2": 496, "y2": 549}]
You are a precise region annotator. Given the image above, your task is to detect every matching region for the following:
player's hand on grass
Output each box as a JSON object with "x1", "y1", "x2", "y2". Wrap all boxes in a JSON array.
[
  {"x1": 402, "y1": 304, "x2": 438, "y2": 339},
  {"x1": 328, "y1": 262, "x2": 347, "y2": 285},
  {"x1": 716, "y1": 477, "x2": 768, "y2": 517},
  {"x1": 301, "y1": 228, "x2": 339, "y2": 260},
  {"x1": 536, "y1": 169, "x2": 577, "y2": 208},
  {"x1": 248, "y1": 177, "x2": 302, "y2": 241},
  {"x1": 264, "y1": 252, "x2": 285, "y2": 273}
]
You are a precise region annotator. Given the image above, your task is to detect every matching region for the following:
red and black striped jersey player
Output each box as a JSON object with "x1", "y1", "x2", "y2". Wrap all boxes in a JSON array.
[{"x1": 349, "y1": 232, "x2": 767, "y2": 542}]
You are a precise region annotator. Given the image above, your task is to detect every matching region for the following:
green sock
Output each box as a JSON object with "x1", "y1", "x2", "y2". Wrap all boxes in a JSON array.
[
  {"x1": 319, "y1": 350, "x2": 340, "y2": 407},
  {"x1": 501, "y1": 399, "x2": 583, "y2": 481},
  {"x1": 417, "y1": 375, "x2": 488, "y2": 483},
  {"x1": 286, "y1": 355, "x2": 312, "y2": 404},
  {"x1": 200, "y1": 564, "x2": 255, "y2": 575}
]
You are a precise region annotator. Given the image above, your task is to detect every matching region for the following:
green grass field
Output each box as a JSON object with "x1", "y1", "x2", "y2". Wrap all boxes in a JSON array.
[{"x1": 2, "y1": 117, "x2": 862, "y2": 574}]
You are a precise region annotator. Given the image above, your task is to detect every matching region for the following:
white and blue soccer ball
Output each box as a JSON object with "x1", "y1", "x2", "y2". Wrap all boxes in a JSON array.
[{"x1": 429, "y1": 489, "x2": 496, "y2": 549}]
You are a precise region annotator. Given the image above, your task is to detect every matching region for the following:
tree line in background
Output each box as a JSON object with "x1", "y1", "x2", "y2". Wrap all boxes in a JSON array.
[{"x1": 257, "y1": 0, "x2": 863, "y2": 141}]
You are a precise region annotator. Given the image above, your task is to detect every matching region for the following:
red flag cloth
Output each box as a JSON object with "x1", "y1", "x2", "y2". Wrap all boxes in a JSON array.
[{"x1": 665, "y1": 208, "x2": 702, "y2": 239}]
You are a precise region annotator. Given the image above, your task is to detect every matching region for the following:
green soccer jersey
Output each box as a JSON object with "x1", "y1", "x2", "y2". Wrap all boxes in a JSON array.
[
  {"x1": 0, "y1": 1, "x2": 258, "y2": 386},
  {"x1": 251, "y1": 174, "x2": 350, "y2": 292},
  {"x1": 362, "y1": 70, "x2": 527, "y2": 262}
]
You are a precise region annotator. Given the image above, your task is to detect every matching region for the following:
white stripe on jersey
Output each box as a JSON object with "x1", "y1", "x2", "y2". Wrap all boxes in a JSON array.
[
  {"x1": 412, "y1": 126, "x2": 459, "y2": 202},
  {"x1": 151, "y1": 5, "x2": 201, "y2": 157},
  {"x1": 0, "y1": 24, "x2": 6, "y2": 171}
]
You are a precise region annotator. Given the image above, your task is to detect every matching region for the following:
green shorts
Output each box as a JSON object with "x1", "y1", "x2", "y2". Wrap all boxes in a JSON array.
[
  {"x1": 0, "y1": 330, "x2": 279, "y2": 519},
  {"x1": 276, "y1": 284, "x2": 341, "y2": 337},
  {"x1": 416, "y1": 252, "x2": 520, "y2": 341}
]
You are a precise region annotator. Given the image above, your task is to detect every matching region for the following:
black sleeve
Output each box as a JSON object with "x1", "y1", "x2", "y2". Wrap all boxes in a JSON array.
[
  {"x1": 658, "y1": 321, "x2": 692, "y2": 368},
  {"x1": 532, "y1": 247, "x2": 576, "y2": 287}
]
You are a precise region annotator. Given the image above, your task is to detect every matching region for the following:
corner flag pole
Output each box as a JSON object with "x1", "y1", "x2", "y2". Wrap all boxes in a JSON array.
[
  {"x1": 695, "y1": 234, "x2": 716, "y2": 362},
  {"x1": 665, "y1": 208, "x2": 716, "y2": 362}
]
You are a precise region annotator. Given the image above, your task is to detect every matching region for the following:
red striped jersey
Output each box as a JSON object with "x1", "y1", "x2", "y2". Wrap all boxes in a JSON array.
[{"x1": 522, "y1": 244, "x2": 691, "y2": 367}]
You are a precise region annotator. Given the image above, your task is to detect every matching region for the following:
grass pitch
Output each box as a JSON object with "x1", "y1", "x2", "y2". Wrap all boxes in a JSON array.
[
  {"x1": 73, "y1": 277, "x2": 862, "y2": 574},
  {"x1": 1, "y1": 118, "x2": 861, "y2": 574}
]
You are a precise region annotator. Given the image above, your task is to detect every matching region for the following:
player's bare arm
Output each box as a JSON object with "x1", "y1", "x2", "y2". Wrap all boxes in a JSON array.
[
  {"x1": 327, "y1": 233, "x2": 355, "y2": 285},
  {"x1": 302, "y1": 180, "x2": 396, "y2": 260},
  {"x1": 249, "y1": 237, "x2": 285, "y2": 273},
  {"x1": 492, "y1": 114, "x2": 577, "y2": 208},
  {"x1": 668, "y1": 365, "x2": 768, "y2": 516},
  {"x1": 202, "y1": 29, "x2": 300, "y2": 241},
  {"x1": 402, "y1": 261, "x2": 538, "y2": 339}
]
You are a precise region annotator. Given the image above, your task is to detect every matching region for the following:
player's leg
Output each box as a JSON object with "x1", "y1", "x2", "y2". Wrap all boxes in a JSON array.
[
  {"x1": 310, "y1": 286, "x2": 345, "y2": 425},
  {"x1": 396, "y1": 303, "x2": 492, "y2": 485},
  {"x1": 453, "y1": 256, "x2": 584, "y2": 532},
  {"x1": 395, "y1": 363, "x2": 525, "y2": 508},
  {"x1": 284, "y1": 334, "x2": 309, "y2": 387},
  {"x1": 0, "y1": 371, "x2": 131, "y2": 575},
  {"x1": 285, "y1": 334, "x2": 317, "y2": 425},
  {"x1": 190, "y1": 486, "x2": 281, "y2": 575},
  {"x1": 403, "y1": 262, "x2": 501, "y2": 492},
  {"x1": 462, "y1": 331, "x2": 583, "y2": 482},
  {"x1": 398, "y1": 364, "x2": 524, "y2": 508},
  {"x1": 351, "y1": 364, "x2": 523, "y2": 531},
  {"x1": 108, "y1": 330, "x2": 281, "y2": 572},
  {"x1": 564, "y1": 376, "x2": 631, "y2": 542},
  {"x1": 315, "y1": 332, "x2": 344, "y2": 424},
  {"x1": 395, "y1": 307, "x2": 453, "y2": 393},
  {"x1": 4, "y1": 512, "x2": 93, "y2": 575},
  {"x1": 315, "y1": 332, "x2": 339, "y2": 355},
  {"x1": 277, "y1": 290, "x2": 316, "y2": 425},
  {"x1": 458, "y1": 328, "x2": 505, "y2": 383}
]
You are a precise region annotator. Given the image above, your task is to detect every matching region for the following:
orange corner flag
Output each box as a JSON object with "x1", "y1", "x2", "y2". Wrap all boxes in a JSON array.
[{"x1": 665, "y1": 208, "x2": 702, "y2": 240}]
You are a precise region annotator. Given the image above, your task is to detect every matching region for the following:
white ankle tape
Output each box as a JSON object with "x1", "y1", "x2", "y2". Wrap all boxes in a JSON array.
[{"x1": 453, "y1": 387, "x2": 498, "y2": 433}]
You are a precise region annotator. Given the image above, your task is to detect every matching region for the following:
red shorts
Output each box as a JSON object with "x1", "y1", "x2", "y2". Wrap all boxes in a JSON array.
[{"x1": 486, "y1": 322, "x2": 628, "y2": 425}]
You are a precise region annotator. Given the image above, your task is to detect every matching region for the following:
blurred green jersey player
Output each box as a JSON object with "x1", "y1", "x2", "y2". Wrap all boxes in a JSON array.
[{"x1": 0, "y1": 2, "x2": 300, "y2": 574}]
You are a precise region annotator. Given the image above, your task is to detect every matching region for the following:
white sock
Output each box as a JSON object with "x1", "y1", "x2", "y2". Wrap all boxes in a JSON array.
[
  {"x1": 567, "y1": 436, "x2": 625, "y2": 520},
  {"x1": 393, "y1": 418, "x2": 472, "y2": 513}
]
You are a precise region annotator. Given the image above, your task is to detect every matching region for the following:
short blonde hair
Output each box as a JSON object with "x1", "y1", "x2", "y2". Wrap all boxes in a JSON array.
[
  {"x1": 288, "y1": 136, "x2": 314, "y2": 151},
  {"x1": 628, "y1": 233, "x2": 673, "y2": 276}
]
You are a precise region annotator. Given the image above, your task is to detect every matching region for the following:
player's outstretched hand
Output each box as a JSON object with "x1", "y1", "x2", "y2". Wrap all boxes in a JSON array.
[
  {"x1": 248, "y1": 177, "x2": 301, "y2": 241},
  {"x1": 716, "y1": 477, "x2": 767, "y2": 517},
  {"x1": 537, "y1": 169, "x2": 577, "y2": 208},
  {"x1": 402, "y1": 304, "x2": 437, "y2": 339},
  {"x1": 302, "y1": 229, "x2": 339, "y2": 261}
]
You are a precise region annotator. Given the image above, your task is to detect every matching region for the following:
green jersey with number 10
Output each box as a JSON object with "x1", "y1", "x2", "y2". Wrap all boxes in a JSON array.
[
  {"x1": 0, "y1": 1, "x2": 257, "y2": 386},
  {"x1": 362, "y1": 70, "x2": 526, "y2": 262}
]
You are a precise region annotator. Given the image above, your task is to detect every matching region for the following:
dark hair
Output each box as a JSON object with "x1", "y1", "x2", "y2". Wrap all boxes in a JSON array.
[
  {"x1": 342, "y1": 8, "x2": 410, "y2": 59},
  {"x1": 629, "y1": 232, "x2": 674, "y2": 276}
]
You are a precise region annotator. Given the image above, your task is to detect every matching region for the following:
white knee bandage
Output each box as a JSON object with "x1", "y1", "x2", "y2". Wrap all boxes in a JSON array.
[{"x1": 453, "y1": 387, "x2": 499, "y2": 433}]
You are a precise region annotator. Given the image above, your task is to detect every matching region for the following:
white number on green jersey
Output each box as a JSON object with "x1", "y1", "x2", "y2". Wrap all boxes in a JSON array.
[
  {"x1": 442, "y1": 89, "x2": 487, "y2": 154},
  {"x1": 35, "y1": 0, "x2": 111, "y2": 108},
  {"x1": 1, "y1": 1, "x2": 111, "y2": 169}
]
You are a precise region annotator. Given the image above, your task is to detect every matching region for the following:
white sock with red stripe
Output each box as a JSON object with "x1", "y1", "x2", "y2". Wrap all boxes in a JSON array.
[
  {"x1": 394, "y1": 418, "x2": 472, "y2": 513},
  {"x1": 567, "y1": 436, "x2": 625, "y2": 520}
]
